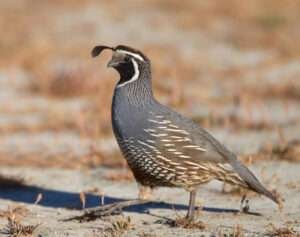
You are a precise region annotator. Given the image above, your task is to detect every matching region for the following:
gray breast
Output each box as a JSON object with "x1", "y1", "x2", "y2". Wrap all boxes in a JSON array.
[
  {"x1": 111, "y1": 91, "x2": 181, "y2": 186},
  {"x1": 111, "y1": 89, "x2": 236, "y2": 188}
]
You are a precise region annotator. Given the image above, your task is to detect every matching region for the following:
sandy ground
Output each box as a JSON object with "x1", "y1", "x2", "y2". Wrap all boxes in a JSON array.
[
  {"x1": 0, "y1": 62, "x2": 299, "y2": 236},
  {"x1": 0, "y1": 161, "x2": 299, "y2": 236}
]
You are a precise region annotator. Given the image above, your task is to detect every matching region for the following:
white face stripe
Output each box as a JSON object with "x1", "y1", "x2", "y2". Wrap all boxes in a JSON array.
[
  {"x1": 116, "y1": 49, "x2": 145, "y2": 61},
  {"x1": 117, "y1": 59, "x2": 140, "y2": 88}
]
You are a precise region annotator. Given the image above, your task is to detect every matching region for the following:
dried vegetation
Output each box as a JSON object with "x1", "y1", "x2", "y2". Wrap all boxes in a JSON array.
[
  {"x1": 102, "y1": 216, "x2": 133, "y2": 237},
  {"x1": 0, "y1": 217, "x2": 39, "y2": 237},
  {"x1": 0, "y1": 0, "x2": 299, "y2": 171},
  {"x1": 265, "y1": 223, "x2": 299, "y2": 237},
  {"x1": 0, "y1": 206, "x2": 39, "y2": 237}
]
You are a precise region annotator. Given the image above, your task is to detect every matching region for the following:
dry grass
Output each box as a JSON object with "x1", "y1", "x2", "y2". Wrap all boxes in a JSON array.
[
  {"x1": 161, "y1": 210, "x2": 206, "y2": 230},
  {"x1": 149, "y1": 0, "x2": 300, "y2": 57},
  {"x1": 28, "y1": 61, "x2": 102, "y2": 97},
  {"x1": 0, "y1": 206, "x2": 38, "y2": 237},
  {"x1": 0, "y1": 0, "x2": 298, "y2": 143},
  {"x1": 192, "y1": 108, "x2": 276, "y2": 131},
  {"x1": 265, "y1": 223, "x2": 299, "y2": 237},
  {"x1": 0, "y1": 147, "x2": 125, "y2": 170},
  {"x1": 240, "y1": 82, "x2": 300, "y2": 101},
  {"x1": 0, "y1": 216, "x2": 39, "y2": 237},
  {"x1": 251, "y1": 139, "x2": 300, "y2": 163},
  {"x1": 0, "y1": 206, "x2": 30, "y2": 220},
  {"x1": 269, "y1": 140, "x2": 300, "y2": 162},
  {"x1": 138, "y1": 233, "x2": 158, "y2": 237},
  {"x1": 168, "y1": 217, "x2": 206, "y2": 230},
  {"x1": 216, "y1": 225, "x2": 246, "y2": 237},
  {"x1": 0, "y1": 0, "x2": 298, "y2": 169},
  {"x1": 102, "y1": 216, "x2": 133, "y2": 237}
]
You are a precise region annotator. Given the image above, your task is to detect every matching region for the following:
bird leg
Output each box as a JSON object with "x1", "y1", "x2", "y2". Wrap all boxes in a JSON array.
[
  {"x1": 240, "y1": 194, "x2": 250, "y2": 213},
  {"x1": 138, "y1": 185, "x2": 153, "y2": 200},
  {"x1": 186, "y1": 190, "x2": 197, "y2": 221}
]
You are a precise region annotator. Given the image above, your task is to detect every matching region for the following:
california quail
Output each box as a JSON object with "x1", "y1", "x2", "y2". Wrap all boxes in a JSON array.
[{"x1": 91, "y1": 45, "x2": 280, "y2": 220}]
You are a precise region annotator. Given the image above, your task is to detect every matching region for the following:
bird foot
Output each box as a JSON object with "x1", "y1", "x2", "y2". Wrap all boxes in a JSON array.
[{"x1": 240, "y1": 195, "x2": 250, "y2": 213}]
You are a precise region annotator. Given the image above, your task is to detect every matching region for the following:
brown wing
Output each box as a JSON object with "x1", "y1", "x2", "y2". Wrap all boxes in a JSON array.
[
  {"x1": 144, "y1": 113, "x2": 226, "y2": 165},
  {"x1": 140, "y1": 114, "x2": 248, "y2": 187}
]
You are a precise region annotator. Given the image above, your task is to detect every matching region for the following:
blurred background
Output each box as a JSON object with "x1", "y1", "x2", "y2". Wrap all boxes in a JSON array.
[{"x1": 0, "y1": 0, "x2": 299, "y2": 178}]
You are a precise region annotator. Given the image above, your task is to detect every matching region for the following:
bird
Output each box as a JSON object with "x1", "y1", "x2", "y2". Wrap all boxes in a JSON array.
[{"x1": 91, "y1": 44, "x2": 281, "y2": 221}]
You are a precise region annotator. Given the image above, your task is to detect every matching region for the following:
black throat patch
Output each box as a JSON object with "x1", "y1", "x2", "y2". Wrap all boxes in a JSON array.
[{"x1": 116, "y1": 60, "x2": 136, "y2": 86}]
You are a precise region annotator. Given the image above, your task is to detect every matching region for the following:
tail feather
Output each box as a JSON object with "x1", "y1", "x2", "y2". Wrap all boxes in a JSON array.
[
  {"x1": 207, "y1": 135, "x2": 282, "y2": 207},
  {"x1": 231, "y1": 160, "x2": 281, "y2": 205},
  {"x1": 217, "y1": 147, "x2": 282, "y2": 206}
]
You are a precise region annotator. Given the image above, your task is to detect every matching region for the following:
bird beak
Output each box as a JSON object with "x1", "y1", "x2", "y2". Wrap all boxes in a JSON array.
[
  {"x1": 107, "y1": 58, "x2": 119, "y2": 68},
  {"x1": 107, "y1": 53, "x2": 126, "y2": 68}
]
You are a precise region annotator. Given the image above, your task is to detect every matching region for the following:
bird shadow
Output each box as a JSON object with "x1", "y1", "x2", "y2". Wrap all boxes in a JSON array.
[{"x1": 0, "y1": 183, "x2": 261, "y2": 216}]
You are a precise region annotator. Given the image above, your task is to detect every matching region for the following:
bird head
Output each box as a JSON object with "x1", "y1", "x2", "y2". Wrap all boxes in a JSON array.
[{"x1": 91, "y1": 45, "x2": 151, "y2": 88}]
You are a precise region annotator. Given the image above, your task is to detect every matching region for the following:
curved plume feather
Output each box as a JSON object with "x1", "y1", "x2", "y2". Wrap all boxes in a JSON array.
[{"x1": 91, "y1": 45, "x2": 114, "y2": 58}]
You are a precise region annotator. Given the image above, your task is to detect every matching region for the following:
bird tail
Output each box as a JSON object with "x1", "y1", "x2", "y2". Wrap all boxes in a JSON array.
[
  {"x1": 217, "y1": 148, "x2": 282, "y2": 207},
  {"x1": 231, "y1": 159, "x2": 282, "y2": 207}
]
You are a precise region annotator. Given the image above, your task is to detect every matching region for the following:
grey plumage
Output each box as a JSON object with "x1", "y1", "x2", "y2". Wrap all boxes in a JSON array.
[{"x1": 92, "y1": 45, "x2": 281, "y2": 220}]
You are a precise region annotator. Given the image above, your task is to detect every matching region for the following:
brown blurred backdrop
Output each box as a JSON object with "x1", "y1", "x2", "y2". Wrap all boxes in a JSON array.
[{"x1": 0, "y1": 0, "x2": 299, "y2": 172}]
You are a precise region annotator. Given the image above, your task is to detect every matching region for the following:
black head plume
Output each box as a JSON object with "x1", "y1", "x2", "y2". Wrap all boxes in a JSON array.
[{"x1": 91, "y1": 45, "x2": 114, "y2": 58}]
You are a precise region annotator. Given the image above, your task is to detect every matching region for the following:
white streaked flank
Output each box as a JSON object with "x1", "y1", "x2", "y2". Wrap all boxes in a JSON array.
[
  {"x1": 144, "y1": 128, "x2": 156, "y2": 133},
  {"x1": 183, "y1": 145, "x2": 206, "y2": 151},
  {"x1": 149, "y1": 133, "x2": 168, "y2": 137},
  {"x1": 167, "y1": 148, "x2": 177, "y2": 152},
  {"x1": 157, "y1": 155, "x2": 171, "y2": 162},
  {"x1": 173, "y1": 151, "x2": 183, "y2": 155},
  {"x1": 179, "y1": 155, "x2": 191, "y2": 159},
  {"x1": 170, "y1": 135, "x2": 182, "y2": 139},
  {"x1": 163, "y1": 143, "x2": 175, "y2": 147},
  {"x1": 183, "y1": 160, "x2": 202, "y2": 167},
  {"x1": 137, "y1": 140, "x2": 160, "y2": 153},
  {"x1": 148, "y1": 119, "x2": 171, "y2": 125},
  {"x1": 168, "y1": 124, "x2": 179, "y2": 128},
  {"x1": 164, "y1": 128, "x2": 189, "y2": 135},
  {"x1": 161, "y1": 139, "x2": 171, "y2": 142}
]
